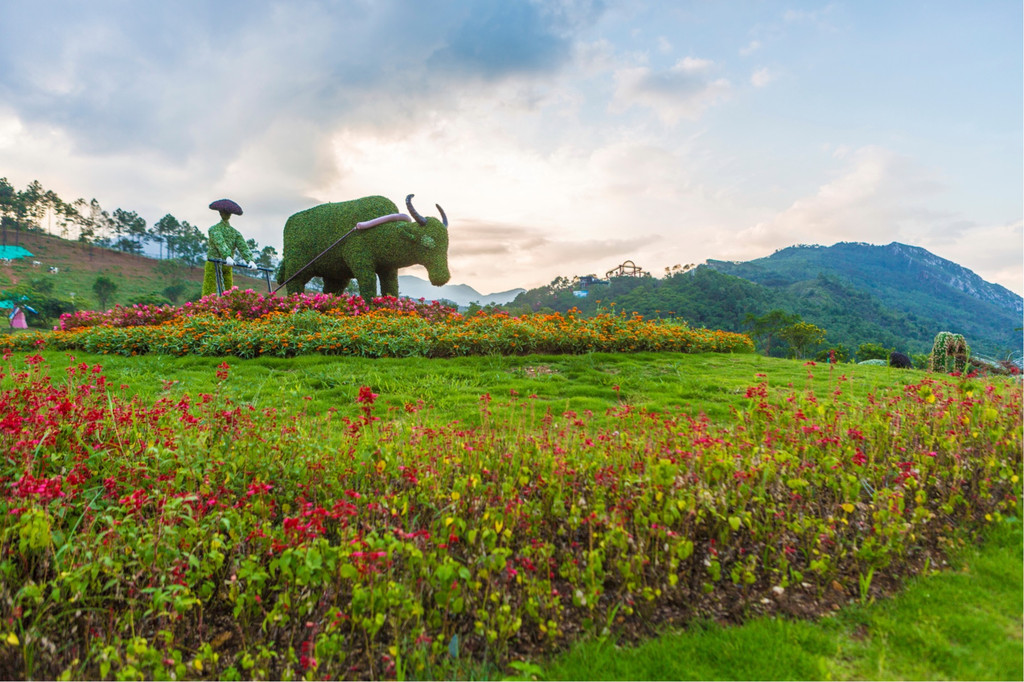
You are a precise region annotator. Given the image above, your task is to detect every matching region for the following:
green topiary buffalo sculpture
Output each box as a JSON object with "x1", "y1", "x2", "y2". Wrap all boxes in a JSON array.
[{"x1": 276, "y1": 194, "x2": 450, "y2": 299}]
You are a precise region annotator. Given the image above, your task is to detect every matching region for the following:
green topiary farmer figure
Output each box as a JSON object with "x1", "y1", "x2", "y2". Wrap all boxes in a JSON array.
[{"x1": 203, "y1": 198, "x2": 255, "y2": 296}]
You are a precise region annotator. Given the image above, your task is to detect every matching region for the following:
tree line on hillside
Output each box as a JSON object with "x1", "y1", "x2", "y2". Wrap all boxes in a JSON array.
[
  {"x1": 0, "y1": 177, "x2": 277, "y2": 267},
  {"x1": 500, "y1": 266, "x2": 959, "y2": 361}
]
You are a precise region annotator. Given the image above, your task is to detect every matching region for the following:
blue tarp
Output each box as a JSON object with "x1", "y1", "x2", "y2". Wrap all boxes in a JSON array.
[
  {"x1": 0, "y1": 300, "x2": 35, "y2": 312},
  {"x1": 0, "y1": 293, "x2": 32, "y2": 310},
  {"x1": 0, "y1": 246, "x2": 33, "y2": 260}
]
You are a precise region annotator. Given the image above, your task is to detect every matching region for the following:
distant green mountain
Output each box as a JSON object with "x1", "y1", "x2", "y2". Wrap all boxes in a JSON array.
[
  {"x1": 508, "y1": 242, "x2": 1022, "y2": 359},
  {"x1": 705, "y1": 242, "x2": 1021, "y2": 357}
]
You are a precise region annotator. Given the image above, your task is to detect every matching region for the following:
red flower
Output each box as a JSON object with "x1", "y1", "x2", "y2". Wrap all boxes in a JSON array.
[{"x1": 356, "y1": 386, "x2": 378, "y2": 405}]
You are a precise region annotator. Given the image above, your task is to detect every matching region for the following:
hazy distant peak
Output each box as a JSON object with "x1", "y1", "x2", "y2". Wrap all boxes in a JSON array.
[{"x1": 397, "y1": 275, "x2": 525, "y2": 307}]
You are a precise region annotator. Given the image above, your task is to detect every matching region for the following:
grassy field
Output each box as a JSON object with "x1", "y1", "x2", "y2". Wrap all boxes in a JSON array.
[
  {"x1": 1, "y1": 347, "x2": 1020, "y2": 680},
  {"x1": 24, "y1": 348, "x2": 930, "y2": 425}
]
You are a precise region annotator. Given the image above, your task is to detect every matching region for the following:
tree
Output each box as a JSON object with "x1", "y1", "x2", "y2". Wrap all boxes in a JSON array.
[
  {"x1": 92, "y1": 276, "x2": 118, "y2": 309},
  {"x1": 151, "y1": 214, "x2": 181, "y2": 260},
  {"x1": 174, "y1": 221, "x2": 207, "y2": 267},
  {"x1": 856, "y1": 342, "x2": 893, "y2": 363},
  {"x1": 56, "y1": 196, "x2": 79, "y2": 240},
  {"x1": 549, "y1": 275, "x2": 571, "y2": 291},
  {"x1": 8, "y1": 279, "x2": 75, "y2": 329},
  {"x1": 779, "y1": 321, "x2": 827, "y2": 359},
  {"x1": 112, "y1": 208, "x2": 146, "y2": 254},
  {"x1": 29, "y1": 276, "x2": 55, "y2": 296},
  {"x1": 815, "y1": 344, "x2": 851, "y2": 363},
  {"x1": 256, "y1": 245, "x2": 278, "y2": 268},
  {"x1": 162, "y1": 281, "x2": 189, "y2": 304},
  {"x1": 77, "y1": 199, "x2": 114, "y2": 250},
  {"x1": 744, "y1": 309, "x2": 801, "y2": 356},
  {"x1": 43, "y1": 189, "x2": 64, "y2": 236},
  {"x1": 72, "y1": 198, "x2": 95, "y2": 244},
  {"x1": 19, "y1": 180, "x2": 46, "y2": 231},
  {"x1": 0, "y1": 177, "x2": 15, "y2": 246}
]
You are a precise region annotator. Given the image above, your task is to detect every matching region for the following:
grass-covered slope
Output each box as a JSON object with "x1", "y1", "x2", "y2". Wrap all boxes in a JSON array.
[{"x1": 0, "y1": 231, "x2": 266, "y2": 314}]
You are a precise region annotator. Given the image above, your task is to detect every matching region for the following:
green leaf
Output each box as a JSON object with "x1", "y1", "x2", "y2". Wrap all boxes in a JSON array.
[{"x1": 306, "y1": 548, "x2": 323, "y2": 572}]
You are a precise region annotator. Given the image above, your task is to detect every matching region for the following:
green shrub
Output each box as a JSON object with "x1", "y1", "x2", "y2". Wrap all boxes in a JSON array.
[
  {"x1": 161, "y1": 282, "x2": 191, "y2": 304},
  {"x1": 129, "y1": 293, "x2": 173, "y2": 307},
  {"x1": 856, "y1": 342, "x2": 892, "y2": 363},
  {"x1": 815, "y1": 344, "x2": 851, "y2": 363},
  {"x1": 92, "y1": 275, "x2": 118, "y2": 309}
]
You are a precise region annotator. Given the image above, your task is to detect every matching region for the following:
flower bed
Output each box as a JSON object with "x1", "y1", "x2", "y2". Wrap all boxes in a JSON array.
[
  {"x1": 0, "y1": 355, "x2": 1019, "y2": 679},
  {"x1": 3, "y1": 289, "x2": 754, "y2": 358},
  {"x1": 54, "y1": 289, "x2": 457, "y2": 331}
]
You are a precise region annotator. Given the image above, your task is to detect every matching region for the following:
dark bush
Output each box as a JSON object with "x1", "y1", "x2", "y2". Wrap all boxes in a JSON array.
[{"x1": 889, "y1": 351, "x2": 912, "y2": 369}]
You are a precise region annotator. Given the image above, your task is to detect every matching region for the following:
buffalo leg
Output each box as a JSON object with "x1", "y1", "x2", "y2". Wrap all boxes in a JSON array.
[
  {"x1": 354, "y1": 271, "x2": 378, "y2": 300},
  {"x1": 378, "y1": 269, "x2": 400, "y2": 298},
  {"x1": 286, "y1": 276, "x2": 309, "y2": 295}
]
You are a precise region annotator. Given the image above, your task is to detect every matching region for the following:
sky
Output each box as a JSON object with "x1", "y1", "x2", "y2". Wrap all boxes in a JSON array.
[{"x1": 1, "y1": 0, "x2": 1021, "y2": 296}]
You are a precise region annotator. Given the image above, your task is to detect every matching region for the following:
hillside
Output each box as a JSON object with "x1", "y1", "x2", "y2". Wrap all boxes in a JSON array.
[
  {"x1": 0, "y1": 231, "x2": 266, "y2": 318},
  {"x1": 705, "y1": 242, "x2": 1021, "y2": 357},
  {"x1": 508, "y1": 242, "x2": 1021, "y2": 359}
]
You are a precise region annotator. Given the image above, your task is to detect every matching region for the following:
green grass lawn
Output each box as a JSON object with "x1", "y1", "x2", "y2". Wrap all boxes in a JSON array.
[{"x1": 29, "y1": 349, "x2": 935, "y2": 426}]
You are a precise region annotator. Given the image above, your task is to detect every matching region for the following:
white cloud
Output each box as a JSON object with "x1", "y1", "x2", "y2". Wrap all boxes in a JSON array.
[
  {"x1": 739, "y1": 39, "x2": 761, "y2": 56},
  {"x1": 736, "y1": 146, "x2": 942, "y2": 248},
  {"x1": 612, "y1": 57, "x2": 731, "y2": 124},
  {"x1": 727, "y1": 145, "x2": 1022, "y2": 293},
  {"x1": 750, "y1": 66, "x2": 776, "y2": 88},
  {"x1": 312, "y1": 104, "x2": 728, "y2": 292},
  {"x1": 782, "y1": 4, "x2": 841, "y2": 31}
]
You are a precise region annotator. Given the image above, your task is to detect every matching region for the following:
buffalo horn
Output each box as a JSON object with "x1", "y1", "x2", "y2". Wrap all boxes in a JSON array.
[
  {"x1": 436, "y1": 204, "x2": 448, "y2": 228},
  {"x1": 406, "y1": 194, "x2": 427, "y2": 226}
]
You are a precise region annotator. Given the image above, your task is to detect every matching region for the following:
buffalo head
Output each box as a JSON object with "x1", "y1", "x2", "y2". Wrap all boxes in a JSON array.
[{"x1": 404, "y1": 194, "x2": 450, "y2": 287}]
